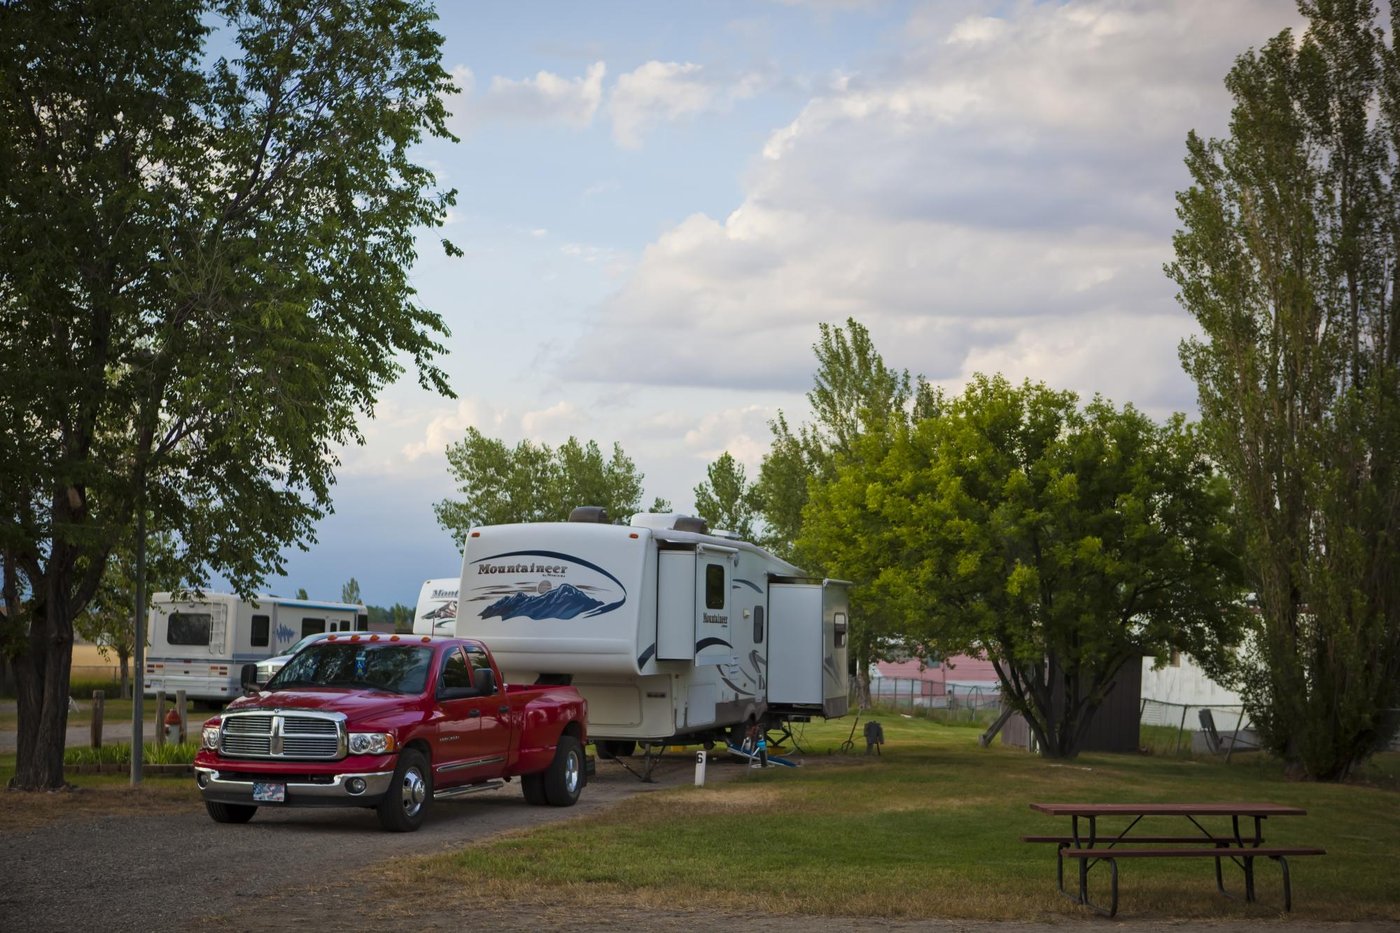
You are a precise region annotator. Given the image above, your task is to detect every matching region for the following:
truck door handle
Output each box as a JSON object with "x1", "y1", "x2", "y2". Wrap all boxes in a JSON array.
[
  {"x1": 468, "y1": 709, "x2": 481, "y2": 718},
  {"x1": 498, "y1": 706, "x2": 510, "y2": 715}
]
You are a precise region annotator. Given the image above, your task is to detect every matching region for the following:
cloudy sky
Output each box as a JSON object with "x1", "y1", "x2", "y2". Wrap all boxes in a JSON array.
[{"x1": 271, "y1": 0, "x2": 1303, "y2": 608}]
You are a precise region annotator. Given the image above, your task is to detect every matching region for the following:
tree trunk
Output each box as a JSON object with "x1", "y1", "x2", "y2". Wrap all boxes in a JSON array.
[{"x1": 11, "y1": 601, "x2": 75, "y2": 790}]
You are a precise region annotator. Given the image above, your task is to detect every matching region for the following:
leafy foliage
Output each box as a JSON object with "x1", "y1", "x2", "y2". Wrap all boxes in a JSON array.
[
  {"x1": 0, "y1": 0, "x2": 459, "y2": 789},
  {"x1": 1169, "y1": 0, "x2": 1400, "y2": 778},
  {"x1": 434, "y1": 428, "x2": 647, "y2": 544},
  {"x1": 340, "y1": 578, "x2": 362, "y2": 606},
  {"x1": 692, "y1": 453, "x2": 760, "y2": 540},
  {"x1": 802, "y1": 375, "x2": 1247, "y2": 758},
  {"x1": 754, "y1": 319, "x2": 921, "y2": 559},
  {"x1": 753, "y1": 319, "x2": 930, "y2": 703}
]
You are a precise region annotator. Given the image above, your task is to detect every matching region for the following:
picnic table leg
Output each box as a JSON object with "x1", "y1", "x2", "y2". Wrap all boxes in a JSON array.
[{"x1": 1273, "y1": 855, "x2": 1293, "y2": 912}]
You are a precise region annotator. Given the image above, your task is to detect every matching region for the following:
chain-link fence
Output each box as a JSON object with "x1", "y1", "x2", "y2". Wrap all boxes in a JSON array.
[
  {"x1": 1139, "y1": 698, "x2": 1259, "y2": 757},
  {"x1": 866, "y1": 676, "x2": 1001, "y2": 723}
]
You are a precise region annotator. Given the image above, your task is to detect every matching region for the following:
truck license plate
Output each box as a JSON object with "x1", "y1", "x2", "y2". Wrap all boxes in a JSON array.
[{"x1": 253, "y1": 782, "x2": 286, "y2": 803}]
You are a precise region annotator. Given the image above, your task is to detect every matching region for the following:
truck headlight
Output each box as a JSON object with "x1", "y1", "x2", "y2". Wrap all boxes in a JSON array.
[
  {"x1": 202, "y1": 725, "x2": 221, "y2": 750},
  {"x1": 348, "y1": 732, "x2": 396, "y2": 755}
]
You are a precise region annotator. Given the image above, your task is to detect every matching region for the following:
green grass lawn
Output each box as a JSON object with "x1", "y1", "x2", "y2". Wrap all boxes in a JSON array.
[{"x1": 391, "y1": 714, "x2": 1400, "y2": 922}]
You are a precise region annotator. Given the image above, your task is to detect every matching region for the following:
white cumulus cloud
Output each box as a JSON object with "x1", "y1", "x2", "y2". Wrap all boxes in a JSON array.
[
  {"x1": 561, "y1": 0, "x2": 1302, "y2": 416},
  {"x1": 610, "y1": 61, "x2": 759, "y2": 148},
  {"x1": 447, "y1": 61, "x2": 606, "y2": 132}
]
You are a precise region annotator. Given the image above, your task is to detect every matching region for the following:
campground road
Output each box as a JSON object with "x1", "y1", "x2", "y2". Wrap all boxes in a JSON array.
[{"x1": 1, "y1": 753, "x2": 715, "y2": 933}]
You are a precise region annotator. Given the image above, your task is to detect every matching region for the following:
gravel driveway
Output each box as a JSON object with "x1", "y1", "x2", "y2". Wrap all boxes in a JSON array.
[{"x1": 1, "y1": 752, "x2": 721, "y2": 933}]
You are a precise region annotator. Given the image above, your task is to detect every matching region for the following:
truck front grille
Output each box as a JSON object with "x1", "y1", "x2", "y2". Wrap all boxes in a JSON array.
[{"x1": 219, "y1": 711, "x2": 345, "y2": 760}]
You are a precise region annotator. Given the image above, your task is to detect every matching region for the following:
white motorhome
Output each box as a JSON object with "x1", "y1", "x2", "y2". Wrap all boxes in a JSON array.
[
  {"x1": 454, "y1": 510, "x2": 850, "y2": 752},
  {"x1": 144, "y1": 592, "x2": 367, "y2": 706},
  {"x1": 412, "y1": 577, "x2": 459, "y2": 635}
]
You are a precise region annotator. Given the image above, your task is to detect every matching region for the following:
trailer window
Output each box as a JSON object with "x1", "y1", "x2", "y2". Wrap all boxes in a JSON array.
[
  {"x1": 705, "y1": 564, "x2": 726, "y2": 609},
  {"x1": 167, "y1": 613, "x2": 211, "y2": 646},
  {"x1": 753, "y1": 606, "x2": 765, "y2": 644},
  {"x1": 301, "y1": 618, "x2": 325, "y2": 637},
  {"x1": 250, "y1": 614, "x2": 270, "y2": 647}
]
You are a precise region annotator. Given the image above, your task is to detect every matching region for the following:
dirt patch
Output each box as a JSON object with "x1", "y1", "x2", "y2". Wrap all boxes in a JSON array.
[{"x1": 0, "y1": 779, "x2": 194, "y2": 832}]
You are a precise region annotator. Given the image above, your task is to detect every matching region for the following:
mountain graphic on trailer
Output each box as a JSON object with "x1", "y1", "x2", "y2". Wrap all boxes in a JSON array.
[{"x1": 481, "y1": 584, "x2": 604, "y2": 621}]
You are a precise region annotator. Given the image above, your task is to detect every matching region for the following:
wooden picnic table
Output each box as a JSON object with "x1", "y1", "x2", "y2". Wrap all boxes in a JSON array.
[{"x1": 1025, "y1": 802, "x2": 1325, "y2": 917}]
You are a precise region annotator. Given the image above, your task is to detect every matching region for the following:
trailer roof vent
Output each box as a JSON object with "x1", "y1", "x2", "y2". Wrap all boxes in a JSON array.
[
  {"x1": 568, "y1": 506, "x2": 611, "y2": 524},
  {"x1": 628, "y1": 512, "x2": 711, "y2": 535}
]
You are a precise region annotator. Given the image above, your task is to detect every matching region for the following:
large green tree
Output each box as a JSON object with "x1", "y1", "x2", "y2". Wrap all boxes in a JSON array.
[
  {"x1": 0, "y1": 0, "x2": 458, "y2": 789},
  {"x1": 434, "y1": 429, "x2": 647, "y2": 545},
  {"x1": 692, "y1": 452, "x2": 760, "y2": 541},
  {"x1": 803, "y1": 376, "x2": 1246, "y2": 758},
  {"x1": 1169, "y1": 0, "x2": 1400, "y2": 779}
]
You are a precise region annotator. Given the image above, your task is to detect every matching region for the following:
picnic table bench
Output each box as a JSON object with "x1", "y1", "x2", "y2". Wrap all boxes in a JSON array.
[{"x1": 1025, "y1": 802, "x2": 1326, "y2": 917}]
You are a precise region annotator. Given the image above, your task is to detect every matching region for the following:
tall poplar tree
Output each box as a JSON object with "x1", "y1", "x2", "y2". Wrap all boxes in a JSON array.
[
  {"x1": 692, "y1": 452, "x2": 760, "y2": 541},
  {"x1": 1169, "y1": 0, "x2": 1400, "y2": 778},
  {"x1": 752, "y1": 319, "x2": 935, "y2": 704}
]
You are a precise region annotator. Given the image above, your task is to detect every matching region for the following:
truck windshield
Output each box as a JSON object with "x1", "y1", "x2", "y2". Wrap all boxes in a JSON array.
[{"x1": 267, "y1": 643, "x2": 433, "y2": 695}]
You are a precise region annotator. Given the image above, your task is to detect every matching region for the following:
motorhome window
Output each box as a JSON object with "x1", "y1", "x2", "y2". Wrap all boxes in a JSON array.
[
  {"x1": 167, "y1": 613, "x2": 211, "y2": 646},
  {"x1": 301, "y1": 618, "x2": 326, "y2": 637},
  {"x1": 250, "y1": 614, "x2": 270, "y2": 647},
  {"x1": 834, "y1": 611, "x2": 848, "y2": 648},
  {"x1": 439, "y1": 649, "x2": 473, "y2": 691},
  {"x1": 753, "y1": 606, "x2": 765, "y2": 644},
  {"x1": 705, "y1": 565, "x2": 726, "y2": 609}
]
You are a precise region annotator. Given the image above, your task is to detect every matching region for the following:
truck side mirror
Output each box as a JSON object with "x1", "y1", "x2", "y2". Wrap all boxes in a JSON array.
[
  {"x1": 240, "y1": 663, "x2": 260, "y2": 695},
  {"x1": 473, "y1": 668, "x2": 496, "y2": 695}
]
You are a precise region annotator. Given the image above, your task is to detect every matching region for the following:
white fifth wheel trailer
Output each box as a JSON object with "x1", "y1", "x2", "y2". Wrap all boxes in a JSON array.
[
  {"x1": 453, "y1": 509, "x2": 850, "y2": 754},
  {"x1": 144, "y1": 592, "x2": 367, "y2": 707},
  {"x1": 412, "y1": 577, "x2": 459, "y2": 635}
]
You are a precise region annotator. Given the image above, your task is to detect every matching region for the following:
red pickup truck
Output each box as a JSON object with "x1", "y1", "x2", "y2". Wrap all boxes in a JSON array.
[{"x1": 194, "y1": 634, "x2": 589, "y2": 831}]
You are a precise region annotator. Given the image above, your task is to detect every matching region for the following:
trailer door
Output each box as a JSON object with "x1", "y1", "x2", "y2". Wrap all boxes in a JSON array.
[{"x1": 694, "y1": 547, "x2": 734, "y2": 666}]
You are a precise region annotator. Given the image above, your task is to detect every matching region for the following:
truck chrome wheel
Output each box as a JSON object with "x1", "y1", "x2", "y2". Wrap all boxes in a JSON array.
[
  {"x1": 398, "y1": 767, "x2": 427, "y2": 816},
  {"x1": 377, "y1": 749, "x2": 431, "y2": 831},
  {"x1": 564, "y1": 747, "x2": 580, "y2": 794}
]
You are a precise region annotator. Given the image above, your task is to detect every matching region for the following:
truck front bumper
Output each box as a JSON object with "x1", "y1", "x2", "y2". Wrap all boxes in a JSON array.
[{"x1": 196, "y1": 766, "x2": 396, "y2": 806}]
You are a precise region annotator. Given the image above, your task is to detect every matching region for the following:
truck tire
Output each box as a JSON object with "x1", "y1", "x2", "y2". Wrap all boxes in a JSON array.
[
  {"x1": 542, "y1": 735, "x2": 584, "y2": 807},
  {"x1": 521, "y1": 772, "x2": 547, "y2": 805},
  {"x1": 377, "y1": 748, "x2": 432, "y2": 832},
  {"x1": 205, "y1": 801, "x2": 257, "y2": 824}
]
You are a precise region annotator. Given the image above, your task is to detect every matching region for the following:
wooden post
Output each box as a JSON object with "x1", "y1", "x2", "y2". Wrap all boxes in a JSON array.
[
  {"x1": 155, "y1": 690, "x2": 166, "y2": 748},
  {"x1": 176, "y1": 689, "x2": 187, "y2": 743},
  {"x1": 90, "y1": 690, "x2": 105, "y2": 748}
]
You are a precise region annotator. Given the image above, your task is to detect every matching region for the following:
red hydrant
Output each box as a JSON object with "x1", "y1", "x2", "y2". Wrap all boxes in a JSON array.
[{"x1": 164, "y1": 707, "x2": 182, "y2": 744}]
